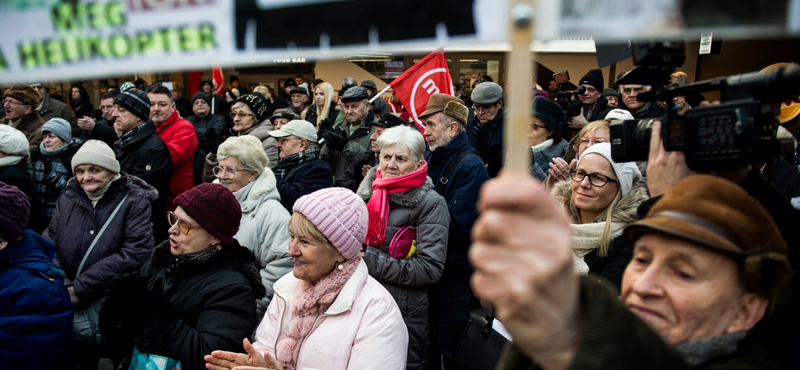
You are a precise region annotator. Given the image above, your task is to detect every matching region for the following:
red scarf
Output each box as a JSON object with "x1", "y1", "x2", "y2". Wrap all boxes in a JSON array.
[{"x1": 364, "y1": 161, "x2": 428, "y2": 247}]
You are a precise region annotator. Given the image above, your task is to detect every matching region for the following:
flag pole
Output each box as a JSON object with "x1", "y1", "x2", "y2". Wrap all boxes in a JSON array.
[
  {"x1": 504, "y1": 0, "x2": 535, "y2": 175},
  {"x1": 369, "y1": 85, "x2": 392, "y2": 104}
]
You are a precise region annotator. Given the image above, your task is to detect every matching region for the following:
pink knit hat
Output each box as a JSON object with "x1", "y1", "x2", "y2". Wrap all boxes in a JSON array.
[{"x1": 292, "y1": 188, "x2": 367, "y2": 260}]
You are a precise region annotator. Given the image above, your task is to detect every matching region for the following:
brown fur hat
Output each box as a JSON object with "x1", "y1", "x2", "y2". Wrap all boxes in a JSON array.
[
  {"x1": 419, "y1": 93, "x2": 468, "y2": 125},
  {"x1": 3, "y1": 84, "x2": 40, "y2": 108}
]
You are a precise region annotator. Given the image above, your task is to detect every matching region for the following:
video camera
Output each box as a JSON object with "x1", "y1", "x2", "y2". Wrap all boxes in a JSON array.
[
  {"x1": 552, "y1": 70, "x2": 586, "y2": 118},
  {"x1": 605, "y1": 41, "x2": 800, "y2": 171}
]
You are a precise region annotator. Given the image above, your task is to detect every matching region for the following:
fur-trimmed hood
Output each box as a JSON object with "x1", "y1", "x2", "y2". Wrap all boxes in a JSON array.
[
  {"x1": 551, "y1": 178, "x2": 648, "y2": 224},
  {"x1": 356, "y1": 167, "x2": 435, "y2": 208}
]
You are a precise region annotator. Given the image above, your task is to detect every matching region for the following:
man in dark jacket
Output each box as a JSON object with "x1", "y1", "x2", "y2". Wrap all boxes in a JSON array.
[
  {"x1": 361, "y1": 80, "x2": 391, "y2": 118},
  {"x1": 420, "y1": 94, "x2": 489, "y2": 369},
  {"x1": 77, "y1": 90, "x2": 119, "y2": 145},
  {"x1": 335, "y1": 114, "x2": 406, "y2": 192},
  {"x1": 566, "y1": 69, "x2": 614, "y2": 133},
  {"x1": 0, "y1": 183, "x2": 77, "y2": 370},
  {"x1": 29, "y1": 81, "x2": 77, "y2": 135},
  {"x1": 269, "y1": 120, "x2": 333, "y2": 212},
  {"x1": 111, "y1": 89, "x2": 172, "y2": 241},
  {"x1": 199, "y1": 77, "x2": 224, "y2": 115},
  {"x1": 319, "y1": 86, "x2": 376, "y2": 180},
  {"x1": 619, "y1": 83, "x2": 668, "y2": 119},
  {"x1": 187, "y1": 92, "x2": 227, "y2": 185},
  {"x1": 465, "y1": 82, "x2": 505, "y2": 177}
]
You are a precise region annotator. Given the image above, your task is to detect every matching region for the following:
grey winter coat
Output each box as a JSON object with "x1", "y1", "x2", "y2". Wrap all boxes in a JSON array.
[
  {"x1": 357, "y1": 169, "x2": 450, "y2": 370},
  {"x1": 228, "y1": 167, "x2": 293, "y2": 318},
  {"x1": 44, "y1": 173, "x2": 157, "y2": 301}
]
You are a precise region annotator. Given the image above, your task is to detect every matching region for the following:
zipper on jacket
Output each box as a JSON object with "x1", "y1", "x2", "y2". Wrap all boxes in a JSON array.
[{"x1": 273, "y1": 290, "x2": 287, "y2": 353}]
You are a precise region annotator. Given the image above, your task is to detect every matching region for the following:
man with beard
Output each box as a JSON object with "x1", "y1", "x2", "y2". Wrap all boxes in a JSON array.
[
  {"x1": 77, "y1": 91, "x2": 119, "y2": 145},
  {"x1": 146, "y1": 85, "x2": 197, "y2": 211}
]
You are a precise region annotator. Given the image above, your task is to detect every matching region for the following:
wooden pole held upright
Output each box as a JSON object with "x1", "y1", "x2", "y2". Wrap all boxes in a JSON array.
[{"x1": 504, "y1": 0, "x2": 535, "y2": 175}]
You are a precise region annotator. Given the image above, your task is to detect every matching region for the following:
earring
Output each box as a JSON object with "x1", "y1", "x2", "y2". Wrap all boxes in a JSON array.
[{"x1": 337, "y1": 262, "x2": 344, "y2": 270}]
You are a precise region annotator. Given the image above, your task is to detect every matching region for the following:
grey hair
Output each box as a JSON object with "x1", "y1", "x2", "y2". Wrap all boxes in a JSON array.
[
  {"x1": 342, "y1": 77, "x2": 357, "y2": 88},
  {"x1": 438, "y1": 112, "x2": 466, "y2": 133},
  {"x1": 377, "y1": 125, "x2": 426, "y2": 163},
  {"x1": 217, "y1": 135, "x2": 268, "y2": 175}
]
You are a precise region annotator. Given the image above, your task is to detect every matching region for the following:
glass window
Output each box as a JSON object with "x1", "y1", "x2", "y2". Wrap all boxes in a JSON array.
[{"x1": 460, "y1": 59, "x2": 501, "y2": 94}]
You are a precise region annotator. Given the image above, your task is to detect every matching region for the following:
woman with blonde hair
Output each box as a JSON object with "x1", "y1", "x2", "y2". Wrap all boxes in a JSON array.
[
  {"x1": 302, "y1": 82, "x2": 337, "y2": 127},
  {"x1": 550, "y1": 143, "x2": 647, "y2": 289}
]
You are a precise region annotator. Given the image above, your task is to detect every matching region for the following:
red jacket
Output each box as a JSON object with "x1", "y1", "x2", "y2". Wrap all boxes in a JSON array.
[{"x1": 155, "y1": 110, "x2": 198, "y2": 211}]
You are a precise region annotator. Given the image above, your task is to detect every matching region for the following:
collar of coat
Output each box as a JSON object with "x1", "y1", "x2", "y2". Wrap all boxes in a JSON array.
[
  {"x1": 336, "y1": 110, "x2": 375, "y2": 139},
  {"x1": 550, "y1": 178, "x2": 648, "y2": 225},
  {"x1": 213, "y1": 167, "x2": 278, "y2": 207},
  {"x1": 4, "y1": 112, "x2": 44, "y2": 134},
  {"x1": 356, "y1": 166, "x2": 435, "y2": 208},
  {"x1": 273, "y1": 258, "x2": 369, "y2": 316}
]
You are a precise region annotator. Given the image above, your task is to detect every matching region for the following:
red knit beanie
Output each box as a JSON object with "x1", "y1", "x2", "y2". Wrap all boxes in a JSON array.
[{"x1": 174, "y1": 183, "x2": 241, "y2": 244}]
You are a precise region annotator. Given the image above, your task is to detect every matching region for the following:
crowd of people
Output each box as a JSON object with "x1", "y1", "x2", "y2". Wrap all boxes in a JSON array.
[{"x1": 0, "y1": 64, "x2": 799, "y2": 370}]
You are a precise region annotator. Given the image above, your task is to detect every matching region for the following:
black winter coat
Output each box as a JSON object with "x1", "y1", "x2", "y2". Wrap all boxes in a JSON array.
[
  {"x1": 102, "y1": 240, "x2": 266, "y2": 370},
  {"x1": 186, "y1": 114, "x2": 227, "y2": 186},
  {"x1": 113, "y1": 121, "x2": 172, "y2": 241},
  {"x1": 82, "y1": 117, "x2": 118, "y2": 146},
  {"x1": 334, "y1": 150, "x2": 378, "y2": 192},
  {"x1": 275, "y1": 158, "x2": 333, "y2": 212},
  {"x1": 43, "y1": 174, "x2": 157, "y2": 301},
  {"x1": 0, "y1": 160, "x2": 44, "y2": 232}
]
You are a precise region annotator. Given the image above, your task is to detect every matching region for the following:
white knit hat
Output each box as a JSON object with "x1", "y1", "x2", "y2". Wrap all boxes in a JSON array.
[
  {"x1": 578, "y1": 143, "x2": 641, "y2": 197},
  {"x1": 71, "y1": 140, "x2": 121, "y2": 173},
  {"x1": 0, "y1": 125, "x2": 29, "y2": 157}
]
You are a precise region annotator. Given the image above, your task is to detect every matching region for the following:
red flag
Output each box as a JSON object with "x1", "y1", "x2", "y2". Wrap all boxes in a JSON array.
[
  {"x1": 390, "y1": 49, "x2": 454, "y2": 130},
  {"x1": 212, "y1": 66, "x2": 224, "y2": 95}
]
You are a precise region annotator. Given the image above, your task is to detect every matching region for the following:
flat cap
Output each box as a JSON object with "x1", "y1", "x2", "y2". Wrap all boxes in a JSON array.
[
  {"x1": 341, "y1": 86, "x2": 369, "y2": 102},
  {"x1": 470, "y1": 82, "x2": 503, "y2": 105}
]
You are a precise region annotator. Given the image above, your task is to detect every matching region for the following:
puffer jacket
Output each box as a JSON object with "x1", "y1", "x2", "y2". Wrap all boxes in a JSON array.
[
  {"x1": 0, "y1": 230, "x2": 77, "y2": 369},
  {"x1": 357, "y1": 170, "x2": 449, "y2": 370},
  {"x1": 229, "y1": 167, "x2": 293, "y2": 317},
  {"x1": 551, "y1": 179, "x2": 649, "y2": 289},
  {"x1": 253, "y1": 259, "x2": 408, "y2": 370},
  {"x1": 109, "y1": 240, "x2": 265, "y2": 370},
  {"x1": 43, "y1": 173, "x2": 157, "y2": 301}
]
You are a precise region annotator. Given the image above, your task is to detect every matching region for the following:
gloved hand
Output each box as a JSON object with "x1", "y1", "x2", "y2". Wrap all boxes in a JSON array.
[
  {"x1": 318, "y1": 118, "x2": 335, "y2": 133},
  {"x1": 321, "y1": 127, "x2": 347, "y2": 152},
  {"x1": 471, "y1": 120, "x2": 490, "y2": 158}
]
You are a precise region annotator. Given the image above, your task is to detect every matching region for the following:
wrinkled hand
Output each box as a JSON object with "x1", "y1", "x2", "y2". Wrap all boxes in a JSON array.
[
  {"x1": 205, "y1": 338, "x2": 277, "y2": 370},
  {"x1": 361, "y1": 165, "x2": 372, "y2": 177},
  {"x1": 545, "y1": 158, "x2": 576, "y2": 190},
  {"x1": 567, "y1": 108, "x2": 588, "y2": 129},
  {"x1": 67, "y1": 286, "x2": 81, "y2": 305},
  {"x1": 76, "y1": 116, "x2": 96, "y2": 132},
  {"x1": 470, "y1": 174, "x2": 581, "y2": 370},
  {"x1": 646, "y1": 120, "x2": 695, "y2": 197}
]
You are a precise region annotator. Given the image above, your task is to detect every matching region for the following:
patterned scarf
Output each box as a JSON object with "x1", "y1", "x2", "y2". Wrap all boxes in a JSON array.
[
  {"x1": 364, "y1": 162, "x2": 428, "y2": 247},
  {"x1": 116, "y1": 122, "x2": 148, "y2": 148},
  {"x1": 274, "y1": 146, "x2": 320, "y2": 180},
  {"x1": 276, "y1": 257, "x2": 361, "y2": 370}
]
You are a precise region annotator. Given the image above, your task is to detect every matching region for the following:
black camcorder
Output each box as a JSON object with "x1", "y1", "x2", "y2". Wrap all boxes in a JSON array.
[
  {"x1": 605, "y1": 41, "x2": 800, "y2": 171},
  {"x1": 552, "y1": 70, "x2": 586, "y2": 119}
]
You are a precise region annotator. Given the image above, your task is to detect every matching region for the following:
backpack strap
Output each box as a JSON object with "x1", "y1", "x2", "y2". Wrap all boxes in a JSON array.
[{"x1": 434, "y1": 149, "x2": 479, "y2": 195}]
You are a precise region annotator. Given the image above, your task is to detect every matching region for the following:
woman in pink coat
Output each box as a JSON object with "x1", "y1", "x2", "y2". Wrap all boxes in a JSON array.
[{"x1": 205, "y1": 187, "x2": 408, "y2": 370}]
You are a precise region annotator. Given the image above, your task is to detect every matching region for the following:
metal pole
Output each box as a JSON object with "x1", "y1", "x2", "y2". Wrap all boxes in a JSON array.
[
  {"x1": 504, "y1": 0, "x2": 535, "y2": 175},
  {"x1": 369, "y1": 85, "x2": 392, "y2": 103}
]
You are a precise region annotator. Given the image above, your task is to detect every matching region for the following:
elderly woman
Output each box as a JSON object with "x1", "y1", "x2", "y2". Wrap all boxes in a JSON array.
[
  {"x1": 0, "y1": 125, "x2": 42, "y2": 231},
  {"x1": 29, "y1": 118, "x2": 82, "y2": 228},
  {"x1": 214, "y1": 135, "x2": 293, "y2": 317},
  {"x1": 205, "y1": 187, "x2": 408, "y2": 370},
  {"x1": 302, "y1": 82, "x2": 337, "y2": 127},
  {"x1": 356, "y1": 125, "x2": 449, "y2": 370},
  {"x1": 551, "y1": 143, "x2": 647, "y2": 289},
  {"x1": 42, "y1": 140, "x2": 156, "y2": 370},
  {"x1": 529, "y1": 98, "x2": 567, "y2": 182},
  {"x1": 100, "y1": 183, "x2": 266, "y2": 370}
]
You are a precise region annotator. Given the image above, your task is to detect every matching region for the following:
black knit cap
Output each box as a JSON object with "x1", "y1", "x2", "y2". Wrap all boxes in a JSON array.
[
  {"x1": 579, "y1": 69, "x2": 604, "y2": 91},
  {"x1": 235, "y1": 93, "x2": 269, "y2": 122},
  {"x1": 0, "y1": 181, "x2": 30, "y2": 243},
  {"x1": 114, "y1": 90, "x2": 151, "y2": 122},
  {"x1": 284, "y1": 77, "x2": 297, "y2": 89},
  {"x1": 191, "y1": 91, "x2": 210, "y2": 107},
  {"x1": 174, "y1": 183, "x2": 241, "y2": 244},
  {"x1": 374, "y1": 113, "x2": 406, "y2": 128}
]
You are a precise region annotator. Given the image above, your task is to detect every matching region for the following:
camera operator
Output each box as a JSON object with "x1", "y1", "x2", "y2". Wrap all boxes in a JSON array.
[
  {"x1": 472, "y1": 170, "x2": 791, "y2": 370},
  {"x1": 566, "y1": 69, "x2": 614, "y2": 131}
]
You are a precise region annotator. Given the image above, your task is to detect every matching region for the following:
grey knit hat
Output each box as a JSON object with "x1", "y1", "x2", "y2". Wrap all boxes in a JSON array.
[
  {"x1": 71, "y1": 140, "x2": 121, "y2": 173},
  {"x1": 42, "y1": 118, "x2": 73, "y2": 143}
]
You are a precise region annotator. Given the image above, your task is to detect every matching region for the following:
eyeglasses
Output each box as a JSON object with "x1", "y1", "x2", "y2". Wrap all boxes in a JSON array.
[
  {"x1": 213, "y1": 166, "x2": 248, "y2": 177},
  {"x1": 29, "y1": 85, "x2": 44, "y2": 90},
  {"x1": 230, "y1": 112, "x2": 254, "y2": 119},
  {"x1": 2, "y1": 99, "x2": 26, "y2": 106},
  {"x1": 530, "y1": 122, "x2": 548, "y2": 130},
  {"x1": 619, "y1": 85, "x2": 652, "y2": 95},
  {"x1": 167, "y1": 212, "x2": 203, "y2": 235},
  {"x1": 569, "y1": 169, "x2": 618, "y2": 187},
  {"x1": 472, "y1": 104, "x2": 496, "y2": 113}
]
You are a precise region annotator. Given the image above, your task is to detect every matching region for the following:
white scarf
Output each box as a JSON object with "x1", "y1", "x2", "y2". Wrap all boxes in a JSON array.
[
  {"x1": 570, "y1": 221, "x2": 626, "y2": 275},
  {"x1": 530, "y1": 138, "x2": 554, "y2": 154},
  {"x1": 0, "y1": 156, "x2": 24, "y2": 168}
]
